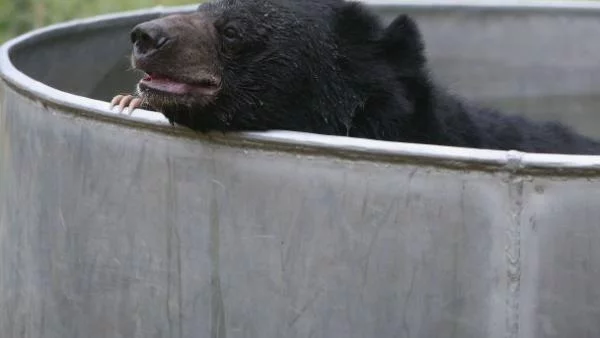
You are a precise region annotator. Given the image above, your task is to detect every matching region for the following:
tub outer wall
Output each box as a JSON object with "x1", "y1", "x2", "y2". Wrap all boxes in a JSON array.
[{"x1": 2, "y1": 1, "x2": 600, "y2": 338}]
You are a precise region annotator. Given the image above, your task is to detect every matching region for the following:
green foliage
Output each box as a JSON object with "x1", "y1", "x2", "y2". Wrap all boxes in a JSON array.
[{"x1": 0, "y1": 0, "x2": 194, "y2": 42}]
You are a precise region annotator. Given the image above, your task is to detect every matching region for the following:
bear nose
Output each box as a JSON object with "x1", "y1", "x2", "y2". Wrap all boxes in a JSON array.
[{"x1": 130, "y1": 22, "x2": 171, "y2": 57}]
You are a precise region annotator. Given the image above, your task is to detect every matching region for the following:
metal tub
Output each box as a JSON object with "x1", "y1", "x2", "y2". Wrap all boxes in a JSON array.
[{"x1": 2, "y1": 1, "x2": 600, "y2": 337}]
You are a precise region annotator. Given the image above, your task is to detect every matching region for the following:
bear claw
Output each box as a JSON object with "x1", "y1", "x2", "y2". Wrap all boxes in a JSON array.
[{"x1": 110, "y1": 94, "x2": 142, "y2": 115}]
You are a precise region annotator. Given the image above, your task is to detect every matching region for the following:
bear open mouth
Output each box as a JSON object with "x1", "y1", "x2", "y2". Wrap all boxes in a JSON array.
[{"x1": 139, "y1": 73, "x2": 220, "y2": 96}]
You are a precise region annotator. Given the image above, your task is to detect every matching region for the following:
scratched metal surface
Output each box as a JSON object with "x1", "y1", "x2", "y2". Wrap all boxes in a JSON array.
[{"x1": 2, "y1": 1, "x2": 600, "y2": 338}]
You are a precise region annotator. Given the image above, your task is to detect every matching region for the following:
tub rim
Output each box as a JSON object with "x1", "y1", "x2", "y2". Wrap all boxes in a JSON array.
[{"x1": 2, "y1": 0, "x2": 600, "y2": 174}]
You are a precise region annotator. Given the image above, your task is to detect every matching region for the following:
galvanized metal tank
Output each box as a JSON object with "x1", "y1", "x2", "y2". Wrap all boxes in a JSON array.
[{"x1": 2, "y1": 1, "x2": 600, "y2": 338}]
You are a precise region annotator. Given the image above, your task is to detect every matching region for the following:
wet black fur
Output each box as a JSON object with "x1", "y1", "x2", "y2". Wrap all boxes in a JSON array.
[{"x1": 144, "y1": 0, "x2": 600, "y2": 154}]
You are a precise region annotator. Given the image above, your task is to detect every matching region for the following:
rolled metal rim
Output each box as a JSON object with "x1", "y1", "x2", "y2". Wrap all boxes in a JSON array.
[{"x1": 2, "y1": 0, "x2": 600, "y2": 173}]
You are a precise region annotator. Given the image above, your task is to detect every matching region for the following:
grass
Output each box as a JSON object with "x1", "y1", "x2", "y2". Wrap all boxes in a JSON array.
[{"x1": 0, "y1": 0, "x2": 195, "y2": 42}]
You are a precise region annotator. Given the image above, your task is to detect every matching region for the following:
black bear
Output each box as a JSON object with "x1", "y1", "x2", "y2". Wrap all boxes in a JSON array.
[{"x1": 111, "y1": 0, "x2": 600, "y2": 154}]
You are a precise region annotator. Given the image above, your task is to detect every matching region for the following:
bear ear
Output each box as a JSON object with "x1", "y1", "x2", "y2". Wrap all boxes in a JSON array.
[
  {"x1": 379, "y1": 14, "x2": 427, "y2": 69},
  {"x1": 332, "y1": 1, "x2": 381, "y2": 44}
]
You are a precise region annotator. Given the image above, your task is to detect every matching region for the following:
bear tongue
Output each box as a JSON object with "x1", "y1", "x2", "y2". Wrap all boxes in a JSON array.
[{"x1": 141, "y1": 74, "x2": 190, "y2": 95}]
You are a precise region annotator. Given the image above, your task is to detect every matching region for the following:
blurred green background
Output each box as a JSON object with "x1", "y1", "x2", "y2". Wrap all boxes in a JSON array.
[{"x1": 0, "y1": 0, "x2": 194, "y2": 42}]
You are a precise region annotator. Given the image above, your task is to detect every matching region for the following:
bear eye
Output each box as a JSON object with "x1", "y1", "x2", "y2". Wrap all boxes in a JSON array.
[{"x1": 222, "y1": 26, "x2": 239, "y2": 41}]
